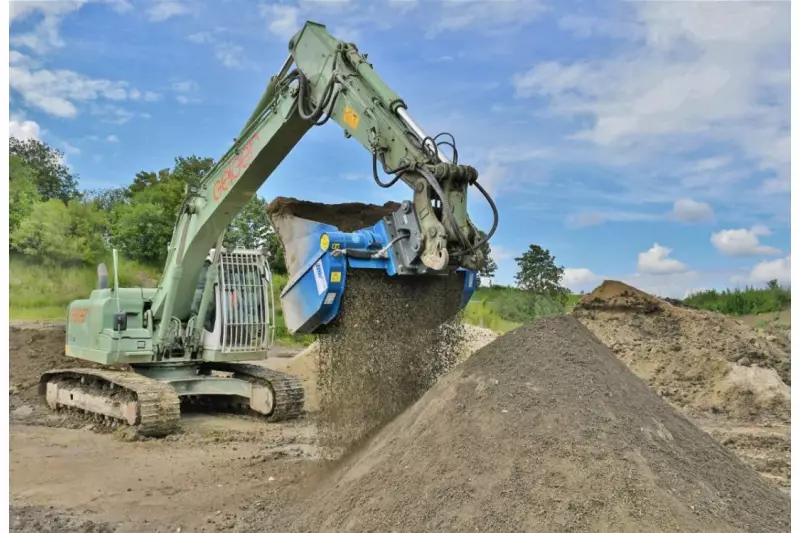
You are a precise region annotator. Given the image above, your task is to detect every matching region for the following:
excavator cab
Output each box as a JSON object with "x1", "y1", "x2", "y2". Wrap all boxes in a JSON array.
[{"x1": 195, "y1": 249, "x2": 277, "y2": 360}]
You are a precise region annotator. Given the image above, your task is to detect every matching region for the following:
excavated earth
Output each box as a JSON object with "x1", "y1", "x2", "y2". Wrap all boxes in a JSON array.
[
  {"x1": 228, "y1": 316, "x2": 790, "y2": 532},
  {"x1": 8, "y1": 315, "x2": 791, "y2": 532},
  {"x1": 572, "y1": 281, "x2": 791, "y2": 490},
  {"x1": 266, "y1": 196, "x2": 400, "y2": 232}
]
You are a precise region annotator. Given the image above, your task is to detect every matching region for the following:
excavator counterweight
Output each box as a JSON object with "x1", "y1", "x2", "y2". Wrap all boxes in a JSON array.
[{"x1": 39, "y1": 20, "x2": 497, "y2": 437}]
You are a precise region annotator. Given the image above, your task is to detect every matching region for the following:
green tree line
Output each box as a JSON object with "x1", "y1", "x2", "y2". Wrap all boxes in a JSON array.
[
  {"x1": 9, "y1": 137, "x2": 285, "y2": 273},
  {"x1": 683, "y1": 281, "x2": 790, "y2": 316}
]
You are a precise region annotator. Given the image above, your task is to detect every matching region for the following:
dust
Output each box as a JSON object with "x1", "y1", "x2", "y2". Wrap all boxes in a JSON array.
[
  {"x1": 315, "y1": 268, "x2": 466, "y2": 453},
  {"x1": 572, "y1": 280, "x2": 792, "y2": 489}
]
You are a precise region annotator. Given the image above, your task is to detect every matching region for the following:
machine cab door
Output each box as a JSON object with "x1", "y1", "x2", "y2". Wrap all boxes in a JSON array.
[{"x1": 202, "y1": 250, "x2": 275, "y2": 355}]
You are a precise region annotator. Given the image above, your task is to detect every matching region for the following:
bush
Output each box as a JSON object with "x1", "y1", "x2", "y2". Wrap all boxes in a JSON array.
[
  {"x1": 11, "y1": 199, "x2": 108, "y2": 265},
  {"x1": 683, "y1": 282, "x2": 791, "y2": 316}
]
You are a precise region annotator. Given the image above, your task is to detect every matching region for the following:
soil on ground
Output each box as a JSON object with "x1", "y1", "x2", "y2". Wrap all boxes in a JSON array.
[
  {"x1": 228, "y1": 316, "x2": 790, "y2": 532},
  {"x1": 9, "y1": 324, "x2": 98, "y2": 403},
  {"x1": 9, "y1": 320, "x2": 497, "y2": 532},
  {"x1": 572, "y1": 280, "x2": 791, "y2": 489}
]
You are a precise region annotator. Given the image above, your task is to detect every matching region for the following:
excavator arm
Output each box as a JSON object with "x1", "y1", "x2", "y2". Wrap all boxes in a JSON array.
[{"x1": 146, "y1": 21, "x2": 497, "y2": 353}]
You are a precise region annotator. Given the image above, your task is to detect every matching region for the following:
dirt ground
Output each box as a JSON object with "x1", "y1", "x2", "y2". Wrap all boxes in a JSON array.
[
  {"x1": 9, "y1": 292, "x2": 790, "y2": 531},
  {"x1": 8, "y1": 322, "x2": 497, "y2": 533}
]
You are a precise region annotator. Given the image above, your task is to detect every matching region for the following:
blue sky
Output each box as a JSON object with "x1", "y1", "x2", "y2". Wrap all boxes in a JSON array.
[{"x1": 9, "y1": 0, "x2": 791, "y2": 297}]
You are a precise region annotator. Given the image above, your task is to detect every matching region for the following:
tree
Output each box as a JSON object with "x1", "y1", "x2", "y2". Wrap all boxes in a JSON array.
[
  {"x1": 514, "y1": 244, "x2": 570, "y2": 307},
  {"x1": 111, "y1": 156, "x2": 216, "y2": 265},
  {"x1": 223, "y1": 196, "x2": 287, "y2": 275},
  {"x1": 9, "y1": 137, "x2": 78, "y2": 202},
  {"x1": 477, "y1": 233, "x2": 498, "y2": 286},
  {"x1": 9, "y1": 155, "x2": 41, "y2": 235}
]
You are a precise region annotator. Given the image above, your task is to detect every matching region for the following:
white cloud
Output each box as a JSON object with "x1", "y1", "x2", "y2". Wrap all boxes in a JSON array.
[
  {"x1": 749, "y1": 255, "x2": 790, "y2": 285},
  {"x1": 61, "y1": 141, "x2": 81, "y2": 155},
  {"x1": 489, "y1": 245, "x2": 514, "y2": 262},
  {"x1": 9, "y1": 0, "x2": 86, "y2": 54},
  {"x1": 107, "y1": 134, "x2": 119, "y2": 143},
  {"x1": 671, "y1": 198, "x2": 714, "y2": 223},
  {"x1": 426, "y1": 0, "x2": 546, "y2": 38},
  {"x1": 624, "y1": 271, "x2": 700, "y2": 299},
  {"x1": 261, "y1": 4, "x2": 301, "y2": 39},
  {"x1": 9, "y1": 56, "x2": 155, "y2": 118},
  {"x1": 175, "y1": 94, "x2": 201, "y2": 105},
  {"x1": 637, "y1": 243, "x2": 687, "y2": 275},
  {"x1": 710, "y1": 226, "x2": 780, "y2": 257},
  {"x1": 9, "y1": 117, "x2": 41, "y2": 140},
  {"x1": 171, "y1": 80, "x2": 199, "y2": 93},
  {"x1": 89, "y1": 103, "x2": 137, "y2": 124},
  {"x1": 186, "y1": 31, "x2": 245, "y2": 69},
  {"x1": 562, "y1": 268, "x2": 598, "y2": 291},
  {"x1": 146, "y1": 1, "x2": 191, "y2": 22},
  {"x1": 567, "y1": 210, "x2": 660, "y2": 228},
  {"x1": 128, "y1": 89, "x2": 161, "y2": 102},
  {"x1": 214, "y1": 42, "x2": 245, "y2": 69},
  {"x1": 9, "y1": 0, "x2": 131, "y2": 54},
  {"x1": 475, "y1": 163, "x2": 507, "y2": 198},
  {"x1": 513, "y1": 2, "x2": 789, "y2": 209}
]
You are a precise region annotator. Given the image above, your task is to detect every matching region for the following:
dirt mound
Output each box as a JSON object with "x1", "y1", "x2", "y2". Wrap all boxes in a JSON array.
[
  {"x1": 245, "y1": 317, "x2": 789, "y2": 532},
  {"x1": 9, "y1": 325, "x2": 97, "y2": 402},
  {"x1": 573, "y1": 280, "x2": 790, "y2": 423},
  {"x1": 572, "y1": 280, "x2": 791, "y2": 489},
  {"x1": 266, "y1": 196, "x2": 400, "y2": 232},
  {"x1": 576, "y1": 279, "x2": 666, "y2": 312}
]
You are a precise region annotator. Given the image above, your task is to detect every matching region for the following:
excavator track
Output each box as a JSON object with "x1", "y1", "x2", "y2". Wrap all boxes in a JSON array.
[
  {"x1": 200, "y1": 363, "x2": 305, "y2": 421},
  {"x1": 38, "y1": 368, "x2": 181, "y2": 438}
]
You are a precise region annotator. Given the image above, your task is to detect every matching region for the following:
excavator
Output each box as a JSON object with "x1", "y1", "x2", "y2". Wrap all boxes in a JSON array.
[{"x1": 38, "y1": 21, "x2": 498, "y2": 437}]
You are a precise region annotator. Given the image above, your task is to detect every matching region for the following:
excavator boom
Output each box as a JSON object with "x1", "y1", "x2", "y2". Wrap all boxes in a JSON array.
[
  {"x1": 42, "y1": 21, "x2": 497, "y2": 437},
  {"x1": 148, "y1": 20, "x2": 496, "y2": 350}
]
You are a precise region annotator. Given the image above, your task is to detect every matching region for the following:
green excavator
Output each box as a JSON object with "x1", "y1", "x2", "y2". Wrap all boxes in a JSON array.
[{"x1": 39, "y1": 21, "x2": 499, "y2": 437}]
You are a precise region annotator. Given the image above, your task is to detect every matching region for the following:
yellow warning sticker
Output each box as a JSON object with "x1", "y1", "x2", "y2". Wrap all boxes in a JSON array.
[
  {"x1": 343, "y1": 106, "x2": 360, "y2": 130},
  {"x1": 330, "y1": 271, "x2": 342, "y2": 283},
  {"x1": 320, "y1": 234, "x2": 330, "y2": 251}
]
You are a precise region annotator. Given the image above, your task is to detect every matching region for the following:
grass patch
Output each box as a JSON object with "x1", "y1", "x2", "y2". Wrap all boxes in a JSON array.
[{"x1": 10, "y1": 255, "x2": 160, "y2": 321}]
